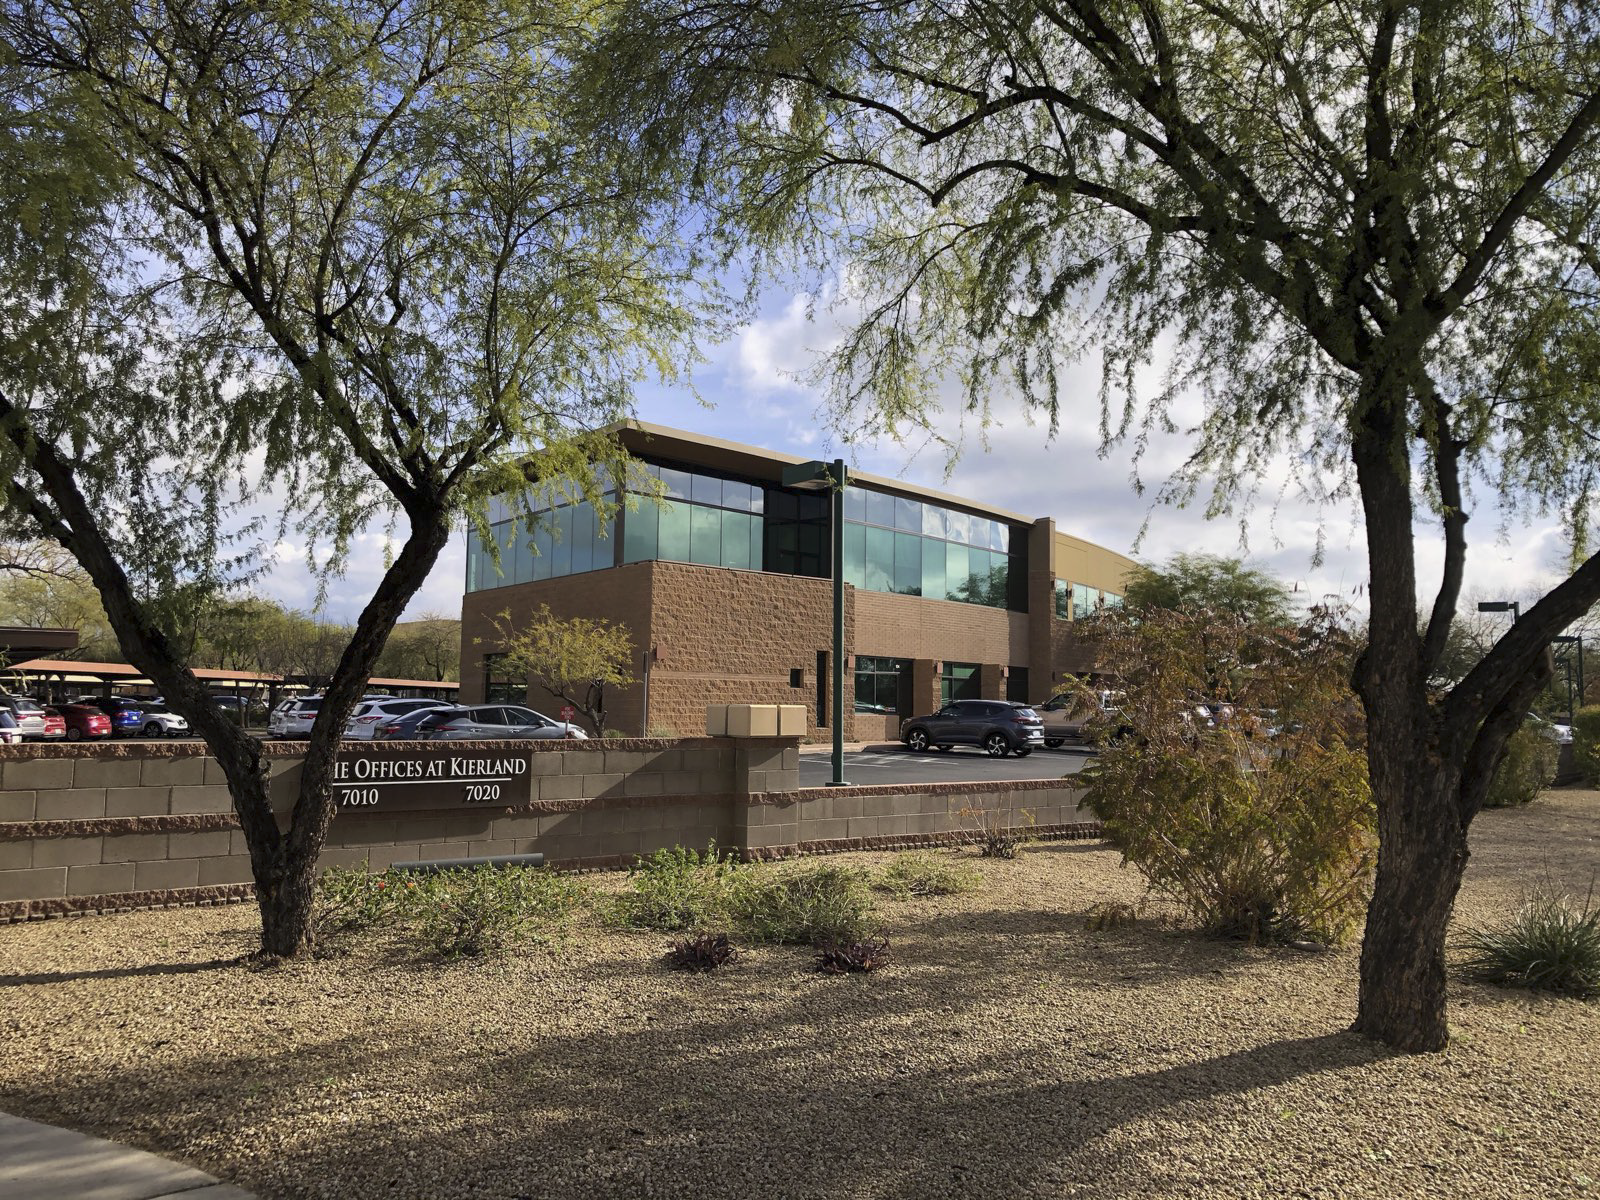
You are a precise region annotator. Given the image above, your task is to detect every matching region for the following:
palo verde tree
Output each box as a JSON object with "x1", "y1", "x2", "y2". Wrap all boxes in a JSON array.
[
  {"x1": 0, "y1": 0, "x2": 707, "y2": 955},
  {"x1": 604, "y1": 0, "x2": 1600, "y2": 1049},
  {"x1": 1123, "y1": 554, "x2": 1295, "y2": 627},
  {"x1": 486, "y1": 604, "x2": 635, "y2": 736}
]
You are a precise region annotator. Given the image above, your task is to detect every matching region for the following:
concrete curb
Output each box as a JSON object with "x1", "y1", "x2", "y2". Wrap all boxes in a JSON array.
[{"x1": 0, "y1": 1110, "x2": 253, "y2": 1199}]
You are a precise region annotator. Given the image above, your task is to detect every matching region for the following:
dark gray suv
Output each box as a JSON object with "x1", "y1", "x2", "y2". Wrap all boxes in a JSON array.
[{"x1": 899, "y1": 700, "x2": 1045, "y2": 757}]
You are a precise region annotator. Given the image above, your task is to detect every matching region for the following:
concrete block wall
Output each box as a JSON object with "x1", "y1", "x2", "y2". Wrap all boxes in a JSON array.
[{"x1": 0, "y1": 740, "x2": 1094, "y2": 921}]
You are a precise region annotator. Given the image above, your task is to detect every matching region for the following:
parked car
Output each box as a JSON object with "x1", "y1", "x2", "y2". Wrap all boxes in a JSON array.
[
  {"x1": 80, "y1": 696, "x2": 188, "y2": 738},
  {"x1": 344, "y1": 697, "x2": 449, "y2": 740},
  {"x1": 0, "y1": 694, "x2": 56, "y2": 740},
  {"x1": 210, "y1": 694, "x2": 267, "y2": 724},
  {"x1": 900, "y1": 699, "x2": 1044, "y2": 757},
  {"x1": 0, "y1": 710, "x2": 20, "y2": 745},
  {"x1": 55, "y1": 703, "x2": 113, "y2": 741},
  {"x1": 77, "y1": 697, "x2": 146, "y2": 737},
  {"x1": 269, "y1": 694, "x2": 395, "y2": 739},
  {"x1": 398, "y1": 704, "x2": 587, "y2": 741},
  {"x1": 1528, "y1": 712, "x2": 1573, "y2": 744},
  {"x1": 1035, "y1": 690, "x2": 1118, "y2": 747},
  {"x1": 38, "y1": 707, "x2": 66, "y2": 740}
]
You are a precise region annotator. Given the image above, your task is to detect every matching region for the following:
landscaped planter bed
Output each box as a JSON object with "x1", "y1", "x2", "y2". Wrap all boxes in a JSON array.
[{"x1": 0, "y1": 793, "x2": 1595, "y2": 1199}]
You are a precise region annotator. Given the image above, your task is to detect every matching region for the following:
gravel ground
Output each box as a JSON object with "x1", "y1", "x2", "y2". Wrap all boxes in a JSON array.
[{"x1": 1, "y1": 792, "x2": 1596, "y2": 1200}]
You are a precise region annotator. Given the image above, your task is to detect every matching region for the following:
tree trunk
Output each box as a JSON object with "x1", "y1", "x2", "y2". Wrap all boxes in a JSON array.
[{"x1": 1351, "y1": 759, "x2": 1469, "y2": 1051}]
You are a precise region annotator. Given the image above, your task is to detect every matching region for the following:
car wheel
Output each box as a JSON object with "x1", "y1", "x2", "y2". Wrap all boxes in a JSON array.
[
  {"x1": 983, "y1": 732, "x2": 1010, "y2": 758},
  {"x1": 1016, "y1": 747, "x2": 1033, "y2": 757},
  {"x1": 65, "y1": 727, "x2": 82, "y2": 742},
  {"x1": 142, "y1": 721, "x2": 162, "y2": 737},
  {"x1": 1044, "y1": 737, "x2": 1064, "y2": 748},
  {"x1": 905, "y1": 728, "x2": 930, "y2": 752}
]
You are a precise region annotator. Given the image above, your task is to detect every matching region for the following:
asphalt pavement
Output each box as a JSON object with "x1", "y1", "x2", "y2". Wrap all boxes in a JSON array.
[{"x1": 797, "y1": 744, "x2": 1092, "y2": 787}]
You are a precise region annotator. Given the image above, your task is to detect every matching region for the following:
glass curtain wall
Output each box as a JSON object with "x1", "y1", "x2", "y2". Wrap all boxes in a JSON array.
[
  {"x1": 465, "y1": 492, "x2": 616, "y2": 594},
  {"x1": 841, "y1": 487, "x2": 1025, "y2": 610},
  {"x1": 1062, "y1": 582, "x2": 1125, "y2": 618},
  {"x1": 621, "y1": 463, "x2": 766, "y2": 572}
]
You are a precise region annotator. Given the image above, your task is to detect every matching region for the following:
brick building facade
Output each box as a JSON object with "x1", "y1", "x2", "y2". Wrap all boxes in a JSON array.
[{"x1": 458, "y1": 423, "x2": 1135, "y2": 741}]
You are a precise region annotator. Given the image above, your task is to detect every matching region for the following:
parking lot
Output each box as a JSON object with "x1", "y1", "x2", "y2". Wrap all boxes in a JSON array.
[{"x1": 798, "y1": 744, "x2": 1093, "y2": 787}]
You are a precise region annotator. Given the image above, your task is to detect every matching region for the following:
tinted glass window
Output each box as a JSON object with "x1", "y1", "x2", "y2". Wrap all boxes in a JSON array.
[
  {"x1": 297, "y1": 699, "x2": 321, "y2": 714},
  {"x1": 467, "y1": 707, "x2": 504, "y2": 724}
]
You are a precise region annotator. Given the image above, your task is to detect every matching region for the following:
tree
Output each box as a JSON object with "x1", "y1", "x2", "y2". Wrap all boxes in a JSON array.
[
  {"x1": 1124, "y1": 554, "x2": 1294, "y2": 626},
  {"x1": 0, "y1": 547, "x2": 120, "y2": 660},
  {"x1": 374, "y1": 613, "x2": 461, "y2": 682},
  {"x1": 1, "y1": 0, "x2": 707, "y2": 955},
  {"x1": 487, "y1": 605, "x2": 635, "y2": 736},
  {"x1": 608, "y1": 0, "x2": 1600, "y2": 1049}
]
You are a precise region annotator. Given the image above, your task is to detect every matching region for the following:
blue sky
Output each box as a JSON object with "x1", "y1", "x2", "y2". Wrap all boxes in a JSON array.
[{"x1": 274, "y1": 285, "x2": 1572, "y2": 626}]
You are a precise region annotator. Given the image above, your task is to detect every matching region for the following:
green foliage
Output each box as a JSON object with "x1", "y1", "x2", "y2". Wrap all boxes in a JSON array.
[
  {"x1": 1122, "y1": 554, "x2": 1293, "y2": 626},
  {"x1": 728, "y1": 863, "x2": 876, "y2": 946},
  {"x1": 610, "y1": 842, "x2": 739, "y2": 932},
  {"x1": 488, "y1": 605, "x2": 637, "y2": 737},
  {"x1": 311, "y1": 867, "x2": 423, "y2": 942},
  {"x1": 1483, "y1": 725, "x2": 1558, "y2": 808},
  {"x1": 1572, "y1": 707, "x2": 1600, "y2": 785},
  {"x1": 1081, "y1": 607, "x2": 1375, "y2": 944},
  {"x1": 312, "y1": 864, "x2": 582, "y2": 958},
  {"x1": 874, "y1": 852, "x2": 981, "y2": 899},
  {"x1": 415, "y1": 866, "x2": 584, "y2": 958},
  {"x1": 1462, "y1": 891, "x2": 1600, "y2": 998}
]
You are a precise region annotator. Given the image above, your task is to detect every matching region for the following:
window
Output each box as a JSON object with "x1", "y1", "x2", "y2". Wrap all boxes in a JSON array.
[
  {"x1": 483, "y1": 654, "x2": 521, "y2": 704},
  {"x1": 854, "y1": 656, "x2": 909, "y2": 714},
  {"x1": 1054, "y1": 579, "x2": 1071, "y2": 619},
  {"x1": 1007, "y1": 668, "x2": 1030, "y2": 704},
  {"x1": 940, "y1": 661, "x2": 980, "y2": 705},
  {"x1": 1072, "y1": 582, "x2": 1096, "y2": 617},
  {"x1": 843, "y1": 486, "x2": 1025, "y2": 610},
  {"x1": 464, "y1": 497, "x2": 616, "y2": 593}
]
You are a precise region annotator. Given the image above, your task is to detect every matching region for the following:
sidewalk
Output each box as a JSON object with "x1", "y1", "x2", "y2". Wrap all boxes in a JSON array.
[
  {"x1": 0, "y1": 1111, "x2": 253, "y2": 1200},
  {"x1": 796, "y1": 741, "x2": 902, "y2": 755}
]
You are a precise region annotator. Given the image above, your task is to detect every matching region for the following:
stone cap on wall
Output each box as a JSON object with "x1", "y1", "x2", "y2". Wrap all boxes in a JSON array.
[{"x1": 0, "y1": 735, "x2": 801, "y2": 762}]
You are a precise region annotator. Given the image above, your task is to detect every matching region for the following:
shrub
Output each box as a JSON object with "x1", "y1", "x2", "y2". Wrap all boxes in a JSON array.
[
  {"x1": 955, "y1": 803, "x2": 1036, "y2": 858},
  {"x1": 729, "y1": 863, "x2": 875, "y2": 946},
  {"x1": 874, "y1": 852, "x2": 981, "y2": 899},
  {"x1": 609, "y1": 842, "x2": 739, "y2": 932},
  {"x1": 1483, "y1": 724, "x2": 1558, "y2": 808},
  {"x1": 1461, "y1": 890, "x2": 1600, "y2": 997},
  {"x1": 415, "y1": 865, "x2": 583, "y2": 958},
  {"x1": 1080, "y1": 604, "x2": 1375, "y2": 946},
  {"x1": 1572, "y1": 706, "x2": 1600, "y2": 785},
  {"x1": 815, "y1": 937, "x2": 892, "y2": 974},
  {"x1": 311, "y1": 867, "x2": 423, "y2": 942},
  {"x1": 665, "y1": 932, "x2": 739, "y2": 972}
]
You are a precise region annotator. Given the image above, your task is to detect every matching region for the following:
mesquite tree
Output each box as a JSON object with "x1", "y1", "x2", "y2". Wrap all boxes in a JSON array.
[
  {"x1": 605, "y1": 0, "x2": 1600, "y2": 1050},
  {"x1": 0, "y1": 0, "x2": 706, "y2": 955}
]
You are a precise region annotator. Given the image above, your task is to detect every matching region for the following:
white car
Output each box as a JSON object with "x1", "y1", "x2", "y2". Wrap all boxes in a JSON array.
[
  {"x1": 343, "y1": 697, "x2": 449, "y2": 740},
  {"x1": 0, "y1": 711, "x2": 21, "y2": 745},
  {"x1": 268, "y1": 694, "x2": 399, "y2": 739},
  {"x1": 134, "y1": 705, "x2": 190, "y2": 738},
  {"x1": 1528, "y1": 712, "x2": 1574, "y2": 744}
]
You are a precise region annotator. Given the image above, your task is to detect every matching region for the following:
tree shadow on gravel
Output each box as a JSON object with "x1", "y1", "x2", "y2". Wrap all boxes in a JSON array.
[{"x1": 0, "y1": 956, "x2": 244, "y2": 988}]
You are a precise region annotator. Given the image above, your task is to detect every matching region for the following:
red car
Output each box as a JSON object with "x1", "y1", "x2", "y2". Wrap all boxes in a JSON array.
[{"x1": 54, "y1": 704, "x2": 111, "y2": 742}]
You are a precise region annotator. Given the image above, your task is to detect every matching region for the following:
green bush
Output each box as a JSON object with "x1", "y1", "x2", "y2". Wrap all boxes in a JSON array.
[
  {"x1": 415, "y1": 865, "x2": 583, "y2": 958},
  {"x1": 312, "y1": 866, "x2": 424, "y2": 941},
  {"x1": 1483, "y1": 724, "x2": 1558, "y2": 808},
  {"x1": 1462, "y1": 891, "x2": 1600, "y2": 997},
  {"x1": 874, "y1": 852, "x2": 981, "y2": 899},
  {"x1": 609, "y1": 842, "x2": 739, "y2": 932},
  {"x1": 1083, "y1": 738, "x2": 1375, "y2": 945},
  {"x1": 1571, "y1": 706, "x2": 1600, "y2": 785},
  {"x1": 729, "y1": 863, "x2": 876, "y2": 945}
]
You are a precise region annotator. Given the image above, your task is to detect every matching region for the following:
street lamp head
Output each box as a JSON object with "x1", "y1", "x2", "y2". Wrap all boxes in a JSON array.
[{"x1": 1476, "y1": 601, "x2": 1515, "y2": 614}]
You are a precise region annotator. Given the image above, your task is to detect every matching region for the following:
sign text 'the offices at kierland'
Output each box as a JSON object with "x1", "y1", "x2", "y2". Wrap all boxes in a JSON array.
[{"x1": 331, "y1": 748, "x2": 534, "y2": 812}]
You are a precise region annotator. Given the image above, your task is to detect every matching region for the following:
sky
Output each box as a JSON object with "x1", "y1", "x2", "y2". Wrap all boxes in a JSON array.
[{"x1": 272, "y1": 284, "x2": 1574, "y2": 627}]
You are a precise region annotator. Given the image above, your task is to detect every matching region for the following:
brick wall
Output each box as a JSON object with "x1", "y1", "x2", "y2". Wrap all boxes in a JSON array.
[{"x1": 0, "y1": 740, "x2": 1094, "y2": 920}]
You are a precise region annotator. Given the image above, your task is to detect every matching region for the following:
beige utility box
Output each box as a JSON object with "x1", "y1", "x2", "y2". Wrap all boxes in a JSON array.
[
  {"x1": 726, "y1": 703, "x2": 779, "y2": 737},
  {"x1": 707, "y1": 703, "x2": 803, "y2": 737}
]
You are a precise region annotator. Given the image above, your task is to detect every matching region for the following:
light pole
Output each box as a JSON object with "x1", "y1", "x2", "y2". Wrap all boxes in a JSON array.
[
  {"x1": 1554, "y1": 634, "x2": 1585, "y2": 719},
  {"x1": 1476, "y1": 599, "x2": 1521, "y2": 621},
  {"x1": 781, "y1": 458, "x2": 849, "y2": 786}
]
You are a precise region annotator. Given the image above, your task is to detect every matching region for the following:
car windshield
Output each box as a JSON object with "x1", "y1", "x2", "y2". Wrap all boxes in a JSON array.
[
  {"x1": 13, "y1": 699, "x2": 43, "y2": 714},
  {"x1": 0, "y1": 712, "x2": 15, "y2": 728}
]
